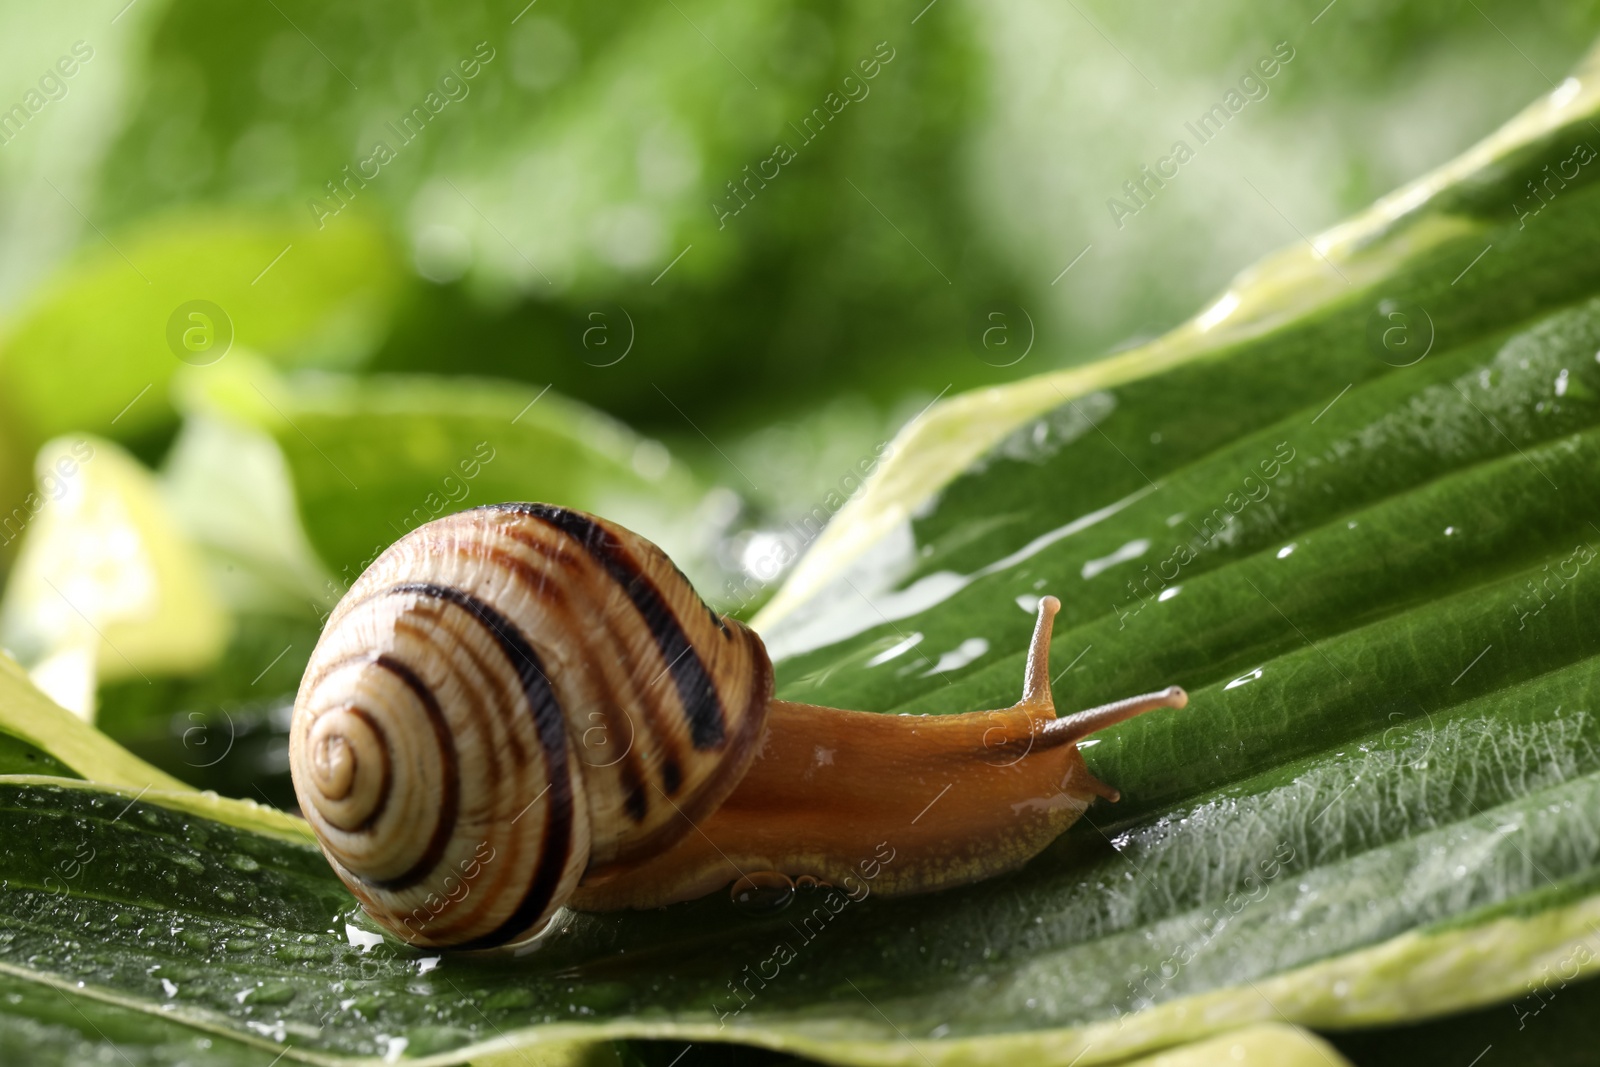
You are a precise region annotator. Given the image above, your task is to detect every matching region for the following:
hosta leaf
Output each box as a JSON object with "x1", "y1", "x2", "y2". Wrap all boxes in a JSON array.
[
  {"x1": 755, "y1": 43, "x2": 1600, "y2": 631},
  {"x1": 0, "y1": 969, "x2": 282, "y2": 1067},
  {"x1": 11, "y1": 33, "x2": 1600, "y2": 1067},
  {"x1": 0, "y1": 763, "x2": 1587, "y2": 1066}
]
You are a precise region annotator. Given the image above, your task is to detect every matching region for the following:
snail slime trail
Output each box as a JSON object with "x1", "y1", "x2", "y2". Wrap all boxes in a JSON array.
[{"x1": 290, "y1": 503, "x2": 1189, "y2": 950}]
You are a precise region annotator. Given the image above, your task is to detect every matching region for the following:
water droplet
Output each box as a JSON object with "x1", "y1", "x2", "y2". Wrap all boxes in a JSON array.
[
  {"x1": 345, "y1": 923, "x2": 385, "y2": 951},
  {"x1": 568, "y1": 980, "x2": 631, "y2": 1012},
  {"x1": 403, "y1": 1027, "x2": 471, "y2": 1057},
  {"x1": 483, "y1": 988, "x2": 534, "y2": 1012},
  {"x1": 348, "y1": 994, "x2": 385, "y2": 1016},
  {"x1": 273, "y1": 943, "x2": 325, "y2": 963},
  {"x1": 730, "y1": 871, "x2": 795, "y2": 915},
  {"x1": 1224, "y1": 667, "x2": 1264, "y2": 690},
  {"x1": 227, "y1": 854, "x2": 260, "y2": 873},
  {"x1": 794, "y1": 875, "x2": 831, "y2": 890},
  {"x1": 241, "y1": 980, "x2": 296, "y2": 1005}
]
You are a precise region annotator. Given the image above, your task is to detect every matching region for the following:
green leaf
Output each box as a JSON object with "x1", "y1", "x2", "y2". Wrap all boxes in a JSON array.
[
  {"x1": 0, "y1": 764, "x2": 1586, "y2": 1066},
  {"x1": 0, "y1": 968, "x2": 283, "y2": 1067},
  {"x1": 158, "y1": 411, "x2": 340, "y2": 619},
  {"x1": 177, "y1": 357, "x2": 709, "y2": 594},
  {"x1": 0, "y1": 653, "x2": 184, "y2": 794},
  {"x1": 755, "y1": 42, "x2": 1600, "y2": 630},
  {"x1": 0, "y1": 212, "x2": 401, "y2": 532},
  {"x1": 11, "y1": 32, "x2": 1600, "y2": 1067}
]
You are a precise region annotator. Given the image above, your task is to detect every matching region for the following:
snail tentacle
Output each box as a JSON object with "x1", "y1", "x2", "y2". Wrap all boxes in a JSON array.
[{"x1": 1018, "y1": 594, "x2": 1062, "y2": 712}]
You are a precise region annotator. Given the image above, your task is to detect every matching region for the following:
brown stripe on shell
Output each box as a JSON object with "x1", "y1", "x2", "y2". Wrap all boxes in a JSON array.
[
  {"x1": 393, "y1": 611, "x2": 524, "y2": 772},
  {"x1": 361, "y1": 653, "x2": 461, "y2": 892},
  {"x1": 578, "y1": 615, "x2": 772, "y2": 884},
  {"x1": 487, "y1": 506, "x2": 774, "y2": 882},
  {"x1": 384, "y1": 581, "x2": 579, "y2": 949},
  {"x1": 484, "y1": 513, "x2": 689, "y2": 843},
  {"x1": 297, "y1": 580, "x2": 572, "y2": 947},
  {"x1": 458, "y1": 526, "x2": 667, "y2": 826},
  {"x1": 383, "y1": 597, "x2": 552, "y2": 947},
  {"x1": 343, "y1": 706, "x2": 390, "y2": 827},
  {"x1": 496, "y1": 503, "x2": 730, "y2": 749}
]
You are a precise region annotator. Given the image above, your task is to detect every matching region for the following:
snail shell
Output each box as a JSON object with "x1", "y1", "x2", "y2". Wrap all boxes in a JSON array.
[{"x1": 288, "y1": 503, "x2": 771, "y2": 950}]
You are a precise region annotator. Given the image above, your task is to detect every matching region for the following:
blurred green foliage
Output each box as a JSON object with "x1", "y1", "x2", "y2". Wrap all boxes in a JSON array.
[
  {"x1": 93, "y1": 0, "x2": 1008, "y2": 434},
  {"x1": 3, "y1": 0, "x2": 1597, "y2": 508}
]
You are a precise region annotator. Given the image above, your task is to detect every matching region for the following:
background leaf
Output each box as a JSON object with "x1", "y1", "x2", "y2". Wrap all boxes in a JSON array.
[
  {"x1": 0, "y1": 213, "x2": 402, "y2": 561},
  {"x1": 0, "y1": 435, "x2": 228, "y2": 716},
  {"x1": 178, "y1": 358, "x2": 707, "y2": 592}
]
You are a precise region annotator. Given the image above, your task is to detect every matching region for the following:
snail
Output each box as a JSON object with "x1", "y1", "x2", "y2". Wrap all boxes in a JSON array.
[{"x1": 289, "y1": 503, "x2": 1188, "y2": 950}]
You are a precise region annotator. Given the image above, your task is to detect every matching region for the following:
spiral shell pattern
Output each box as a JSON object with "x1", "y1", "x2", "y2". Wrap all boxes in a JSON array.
[{"x1": 289, "y1": 504, "x2": 772, "y2": 949}]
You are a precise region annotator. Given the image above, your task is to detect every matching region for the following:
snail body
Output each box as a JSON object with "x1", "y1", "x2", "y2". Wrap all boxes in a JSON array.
[{"x1": 290, "y1": 504, "x2": 1186, "y2": 950}]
